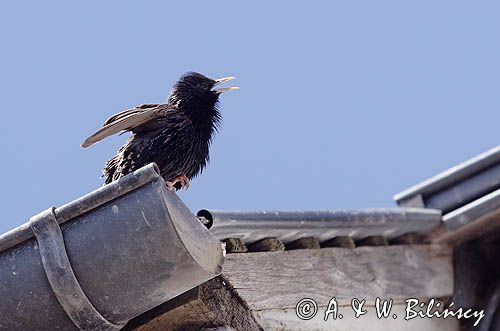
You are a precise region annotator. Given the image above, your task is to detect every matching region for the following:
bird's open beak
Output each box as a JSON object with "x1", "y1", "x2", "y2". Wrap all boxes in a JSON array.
[{"x1": 212, "y1": 76, "x2": 239, "y2": 94}]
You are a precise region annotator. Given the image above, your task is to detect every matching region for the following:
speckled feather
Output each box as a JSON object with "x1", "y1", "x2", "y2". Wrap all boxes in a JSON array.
[{"x1": 84, "y1": 72, "x2": 223, "y2": 185}]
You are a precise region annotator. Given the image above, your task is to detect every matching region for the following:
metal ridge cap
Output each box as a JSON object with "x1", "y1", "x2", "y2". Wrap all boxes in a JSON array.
[
  {"x1": 55, "y1": 163, "x2": 161, "y2": 222},
  {"x1": 200, "y1": 208, "x2": 441, "y2": 220},
  {"x1": 200, "y1": 208, "x2": 442, "y2": 230},
  {"x1": 0, "y1": 163, "x2": 162, "y2": 253},
  {"x1": 200, "y1": 208, "x2": 442, "y2": 243},
  {"x1": 393, "y1": 145, "x2": 500, "y2": 202}
]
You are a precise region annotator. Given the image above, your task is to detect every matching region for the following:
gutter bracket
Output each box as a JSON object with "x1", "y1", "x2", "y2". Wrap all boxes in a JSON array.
[{"x1": 29, "y1": 208, "x2": 125, "y2": 331}]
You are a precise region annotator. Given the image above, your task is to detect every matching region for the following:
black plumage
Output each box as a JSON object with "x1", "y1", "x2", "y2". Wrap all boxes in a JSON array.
[{"x1": 82, "y1": 72, "x2": 238, "y2": 190}]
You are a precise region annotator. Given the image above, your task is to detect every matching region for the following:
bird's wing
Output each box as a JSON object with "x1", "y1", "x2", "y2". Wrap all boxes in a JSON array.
[
  {"x1": 103, "y1": 104, "x2": 160, "y2": 126},
  {"x1": 81, "y1": 104, "x2": 164, "y2": 148}
]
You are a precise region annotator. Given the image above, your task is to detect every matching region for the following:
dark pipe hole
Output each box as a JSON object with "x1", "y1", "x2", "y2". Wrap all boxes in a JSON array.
[{"x1": 196, "y1": 209, "x2": 213, "y2": 229}]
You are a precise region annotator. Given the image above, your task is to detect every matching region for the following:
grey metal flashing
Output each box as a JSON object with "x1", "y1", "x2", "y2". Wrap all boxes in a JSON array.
[
  {"x1": 29, "y1": 208, "x2": 124, "y2": 331},
  {"x1": 198, "y1": 208, "x2": 442, "y2": 244},
  {"x1": 433, "y1": 188, "x2": 500, "y2": 244},
  {"x1": 0, "y1": 163, "x2": 224, "y2": 330},
  {"x1": 0, "y1": 163, "x2": 160, "y2": 253},
  {"x1": 443, "y1": 188, "x2": 500, "y2": 230},
  {"x1": 394, "y1": 145, "x2": 500, "y2": 213}
]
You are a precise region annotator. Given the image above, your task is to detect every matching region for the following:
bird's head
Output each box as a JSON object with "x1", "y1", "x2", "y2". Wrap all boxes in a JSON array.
[{"x1": 168, "y1": 72, "x2": 238, "y2": 114}]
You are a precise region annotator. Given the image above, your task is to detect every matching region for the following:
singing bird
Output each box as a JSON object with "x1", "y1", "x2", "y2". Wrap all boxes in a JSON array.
[{"x1": 81, "y1": 72, "x2": 238, "y2": 190}]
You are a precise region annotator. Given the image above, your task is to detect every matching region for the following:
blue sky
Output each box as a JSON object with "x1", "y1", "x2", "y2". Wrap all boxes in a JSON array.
[{"x1": 0, "y1": 1, "x2": 498, "y2": 233}]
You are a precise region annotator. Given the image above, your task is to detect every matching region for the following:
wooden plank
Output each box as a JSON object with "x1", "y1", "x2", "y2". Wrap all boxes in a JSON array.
[
  {"x1": 222, "y1": 245, "x2": 453, "y2": 310},
  {"x1": 131, "y1": 298, "x2": 213, "y2": 331},
  {"x1": 254, "y1": 304, "x2": 457, "y2": 331},
  {"x1": 126, "y1": 277, "x2": 262, "y2": 331},
  {"x1": 124, "y1": 288, "x2": 211, "y2": 331},
  {"x1": 129, "y1": 245, "x2": 455, "y2": 331},
  {"x1": 198, "y1": 277, "x2": 262, "y2": 330}
]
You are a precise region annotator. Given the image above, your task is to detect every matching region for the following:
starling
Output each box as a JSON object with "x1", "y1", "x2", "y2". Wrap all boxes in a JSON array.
[{"x1": 81, "y1": 72, "x2": 238, "y2": 190}]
